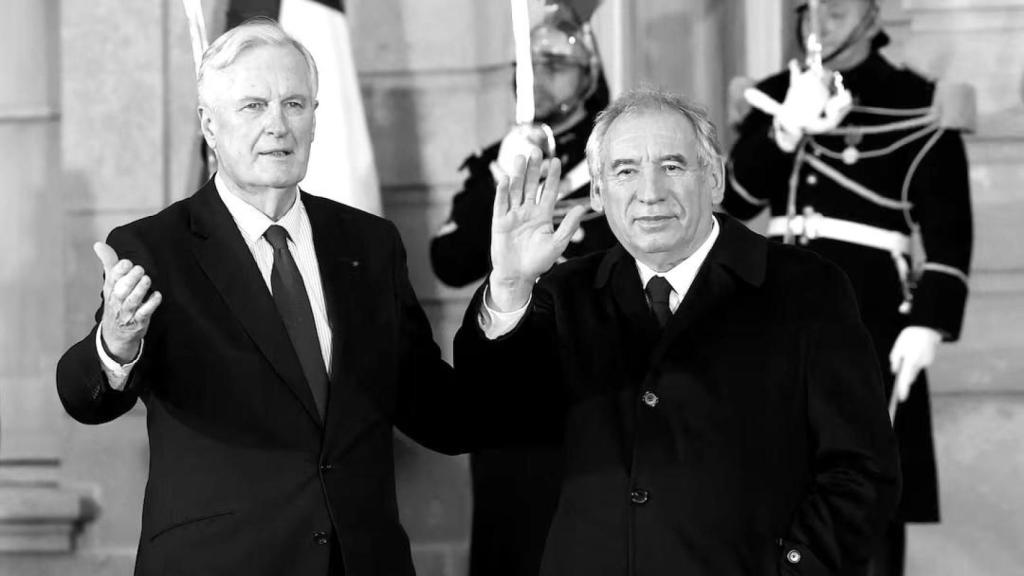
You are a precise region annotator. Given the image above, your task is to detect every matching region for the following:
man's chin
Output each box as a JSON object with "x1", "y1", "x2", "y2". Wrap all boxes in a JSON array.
[{"x1": 254, "y1": 169, "x2": 304, "y2": 190}]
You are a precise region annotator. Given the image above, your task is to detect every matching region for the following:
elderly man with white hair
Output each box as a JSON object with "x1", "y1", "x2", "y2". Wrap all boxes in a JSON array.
[{"x1": 57, "y1": 19, "x2": 477, "y2": 576}]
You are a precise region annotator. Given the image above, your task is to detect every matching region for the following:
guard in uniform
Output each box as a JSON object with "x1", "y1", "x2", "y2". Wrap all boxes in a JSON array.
[
  {"x1": 429, "y1": 4, "x2": 617, "y2": 576},
  {"x1": 430, "y1": 3, "x2": 615, "y2": 288},
  {"x1": 721, "y1": 2, "x2": 973, "y2": 575}
]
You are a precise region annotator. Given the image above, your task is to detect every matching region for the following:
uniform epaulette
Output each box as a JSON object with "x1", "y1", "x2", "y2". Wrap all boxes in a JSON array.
[
  {"x1": 932, "y1": 81, "x2": 977, "y2": 133},
  {"x1": 459, "y1": 149, "x2": 484, "y2": 172}
]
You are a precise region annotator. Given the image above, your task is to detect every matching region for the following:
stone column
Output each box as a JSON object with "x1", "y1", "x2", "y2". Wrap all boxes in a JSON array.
[
  {"x1": 0, "y1": 0, "x2": 91, "y2": 557},
  {"x1": 0, "y1": 1, "x2": 200, "y2": 573},
  {"x1": 629, "y1": 0, "x2": 747, "y2": 143}
]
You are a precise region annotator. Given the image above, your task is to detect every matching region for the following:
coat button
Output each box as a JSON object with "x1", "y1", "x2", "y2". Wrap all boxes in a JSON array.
[
  {"x1": 320, "y1": 463, "x2": 333, "y2": 472},
  {"x1": 786, "y1": 549, "x2": 801, "y2": 564},
  {"x1": 313, "y1": 531, "x2": 330, "y2": 545},
  {"x1": 630, "y1": 488, "x2": 649, "y2": 505},
  {"x1": 805, "y1": 174, "x2": 818, "y2": 185},
  {"x1": 642, "y1": 391, "x2": 659, "y2": 408}
]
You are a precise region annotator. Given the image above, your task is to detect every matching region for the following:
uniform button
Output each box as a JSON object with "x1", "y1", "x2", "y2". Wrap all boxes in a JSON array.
[
  {"x1": 786, "y1": 549, "x2": 801, "y2": 564},
  {"x1": 642, "y1": 391, "x2": 659, "y2": 408},
  {"x1": 630, "y1": 488, "x2": 649, "y2": 505},
  {"x1": 805, "y1": 174, "x2": 818, "y2": 185},
  {"x1": 313, "y1": 531, "x2": 330, "y2": 545}
]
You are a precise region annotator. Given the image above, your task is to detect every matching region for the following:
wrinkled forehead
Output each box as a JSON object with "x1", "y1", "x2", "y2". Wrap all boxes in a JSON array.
[{"x1": 603, "y1": 110, "x2": 698, "y2": 162}]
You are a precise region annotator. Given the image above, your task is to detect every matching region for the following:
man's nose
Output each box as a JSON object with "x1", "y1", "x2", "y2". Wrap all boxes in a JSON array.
[
  {"x1": 818, "y1": 15, "x2": 839, "y2": 38},
  {"x1": 263, "y1": 104, "x2": 288, "y2": 136},
  {"x1": 637, "y1": 167, "x2": 665, "y2": 203}
]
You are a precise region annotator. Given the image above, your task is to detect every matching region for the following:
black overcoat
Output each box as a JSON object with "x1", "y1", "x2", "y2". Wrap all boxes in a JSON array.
[{"x1": 455, "y1": 216, "x2": 901, "y2": 576}]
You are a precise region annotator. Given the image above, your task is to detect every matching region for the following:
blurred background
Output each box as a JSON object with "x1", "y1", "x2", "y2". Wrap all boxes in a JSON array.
[{"x1": 1, "y1": 0, "x2": 1022, "y2": 574}]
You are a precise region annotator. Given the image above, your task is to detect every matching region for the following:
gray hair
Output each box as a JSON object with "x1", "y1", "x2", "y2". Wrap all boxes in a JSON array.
[
  {"x1": 197, "y1": 18, "x2": 318, "y2": 106},
  {"x1": 585, "y1": 87, "x2": 723, "y2": 191}
]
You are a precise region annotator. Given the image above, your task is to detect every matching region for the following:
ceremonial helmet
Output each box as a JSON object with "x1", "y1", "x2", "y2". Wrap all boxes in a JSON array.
[
  {"x1": 795, "y1": 0, "x2": 886, "y2": 64},
  {"x1": 529, "y1": 1, "x2": 601, "y2": 124}
]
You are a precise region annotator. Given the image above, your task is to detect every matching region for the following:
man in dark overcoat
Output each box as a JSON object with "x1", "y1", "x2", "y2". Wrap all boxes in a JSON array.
[{"x1": 455, "y1": 87, "x2": 901, "y2": 576}]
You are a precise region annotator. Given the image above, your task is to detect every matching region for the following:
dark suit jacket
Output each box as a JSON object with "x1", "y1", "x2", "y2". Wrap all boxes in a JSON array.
[
  {"x1": 56, "y1": 180, "x2": 476, "y2": 576},
  {"x1": 454, "y1": 215, "x2": 901, "y2": 576}
]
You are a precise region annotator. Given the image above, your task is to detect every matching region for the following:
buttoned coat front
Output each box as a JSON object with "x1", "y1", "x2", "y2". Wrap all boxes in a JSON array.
[{"x1": 455, "y1": 216, "x2": 901, "y2": 576}]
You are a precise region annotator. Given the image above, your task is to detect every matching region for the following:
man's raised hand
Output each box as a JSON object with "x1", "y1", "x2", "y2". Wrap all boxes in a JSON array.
[
  {"x1": 488, "y1": 150, "x2": 587, "y2": 311},
  {"x1": 94, "y1": 242, "x2": 162, "y2": 364}
]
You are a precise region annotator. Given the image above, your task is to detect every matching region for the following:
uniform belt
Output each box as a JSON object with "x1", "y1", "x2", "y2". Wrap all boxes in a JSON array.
[{"x1": 767, "y1": 214, "x2": 911, "y2": 255}]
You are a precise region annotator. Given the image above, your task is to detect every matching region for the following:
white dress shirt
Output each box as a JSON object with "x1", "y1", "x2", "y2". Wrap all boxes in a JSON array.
[
  {"x1": 479, "y1": 216, "x2": 720, "y2": 339},
  {"x1": 635, "y1": 216, "x2": 720, "y2": 314},
  {"x1": 98, "y1": 175, "x2": 333, "y2": 390}
]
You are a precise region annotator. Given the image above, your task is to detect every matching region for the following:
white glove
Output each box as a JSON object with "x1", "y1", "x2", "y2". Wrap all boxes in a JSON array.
[
  {"x1": 772, "y1": 60, "x2": 853, "y2": 152},
  {"x1": 889, "y1": 326, "x2": 942, "y2": 404},
  {"x1": 490, "y1": 125, "x2": 546, "y2": 182}
]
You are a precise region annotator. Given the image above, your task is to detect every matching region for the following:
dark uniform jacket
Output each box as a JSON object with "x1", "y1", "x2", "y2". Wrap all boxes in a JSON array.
[
  {"x1": 431, "y1": 102, "x2": 618, "y2": 576},
  {"x1": 722, "y1": 53, "x2": 973, "y2": 522},
  {"x1": 56, "y1": 180, "x2": 484, "y2": 576},
  {"x1": 455, "y1": 215, "x2": 901, "y2": 576}
]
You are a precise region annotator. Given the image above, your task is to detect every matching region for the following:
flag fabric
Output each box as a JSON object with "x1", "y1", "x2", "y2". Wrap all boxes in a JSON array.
[
  {"x1": 226, "y1": 0, "x2": 383, "y2": 215},
  {"x1": 280, "y1": 0, "x2": 382, "y2": 215}
]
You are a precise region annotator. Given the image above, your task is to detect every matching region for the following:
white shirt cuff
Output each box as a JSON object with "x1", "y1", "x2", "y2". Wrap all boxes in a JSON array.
[
  {"x1": 95, "y1": 327, "x2": 143, "y2": 392},
  {"x1": 478, "y1": 284, "x2": 531, "y2": 340}
]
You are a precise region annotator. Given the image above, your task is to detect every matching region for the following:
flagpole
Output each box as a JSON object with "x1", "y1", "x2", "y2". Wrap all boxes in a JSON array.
[
  {"x1": 181, "y1": 0, "x2": 210, "y2": 78},
  {"x1": 511, "y1": 0, "x2": 536, "y2": 125},
  {"x1": 180, "y1": 0, "x2": 217, "y2": 179}
]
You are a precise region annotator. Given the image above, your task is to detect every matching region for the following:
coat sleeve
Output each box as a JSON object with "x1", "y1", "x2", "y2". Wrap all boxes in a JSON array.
[
  {"x1": 784, "y1": 262, "x2": 902, "y2": 573},
  {"x1": 450, "y1": 282, "x2": 568, "y2": 446},
  {"x1": 395, "y1": 220, "x2": 565, "y2": 454},
  {"x1": 56, "y1": 226, "x2": 150, "y2": 424},
  {"x1": 721, "y1": 99, "x2": 793, "y2": 221},
  {"x1": 906, "y1": 129, "x2": 973, "y2": 341},
  {"x1": 429, "y1": 152, "x2": 499, "y2": 287}
]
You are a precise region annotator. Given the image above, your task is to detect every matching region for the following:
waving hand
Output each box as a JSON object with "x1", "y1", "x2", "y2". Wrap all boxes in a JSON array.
[{"x1": 488, "y1": 150, "x2": 587, "y2": 311}]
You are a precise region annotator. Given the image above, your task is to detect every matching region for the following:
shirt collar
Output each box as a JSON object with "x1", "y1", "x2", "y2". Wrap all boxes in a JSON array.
[
  {"x1": 214, "y1": 172, "x2": 304, "y2": 245},
  {"x1": 636, "y1": 215, "x2": 720, "y2": 295}
]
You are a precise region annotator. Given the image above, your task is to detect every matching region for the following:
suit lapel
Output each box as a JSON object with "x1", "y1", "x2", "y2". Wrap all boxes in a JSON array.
[
  {"x1": 601, "y1": 247, "x2": 661, "y2": 363},
  {"x1": 187, "y1": 181, "x2": 323, "y2": 426},
  {"x1": 303, "y1": 195, "x2": 381, "y2": 457},
  {"x1": 627, "y1": 216, "x2": 768, "y2": 370},
  {"x1": 594, "y1": 247, "x2": 656, "y2": 469},
  {"x1": 647, "y1": 257, "x2": 736, "y2": 368}
]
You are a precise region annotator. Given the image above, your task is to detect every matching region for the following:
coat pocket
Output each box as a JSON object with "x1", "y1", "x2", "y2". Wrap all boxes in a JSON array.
[{"x1": 149, "y1": 509, "x2": 236, "y2": 542}]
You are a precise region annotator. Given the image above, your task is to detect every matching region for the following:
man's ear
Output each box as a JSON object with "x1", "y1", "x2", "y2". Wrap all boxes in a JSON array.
[
  {"x1": 311, "y1": 100, "x2": 318, "y2": 142},
  {"x1": 707, "y1": 158, "x2": 726, "y2": 205},
  {"x1": 589, "y1": 181, "x2": 604, "y2": 213},
  {"x1": 197, "y1": 105, "x2": 217, "y2": 150}
]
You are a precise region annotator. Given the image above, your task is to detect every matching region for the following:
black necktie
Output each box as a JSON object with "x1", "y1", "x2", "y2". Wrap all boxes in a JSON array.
[
  {"x1": 645, "y1": 276, "x2": 673, "y2": 328},
  {"x1": 264, "y1": 225, "x2": 328, "y2": 420}
]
